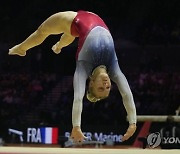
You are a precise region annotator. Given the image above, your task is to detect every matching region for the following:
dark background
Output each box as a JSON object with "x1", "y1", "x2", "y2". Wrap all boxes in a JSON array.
[
  {"x1": 0, "y1": 0, "x2": 180, "y2": 73},
  {"x1": 0, "y1": 0, "x2": 179, "y2": 145}
]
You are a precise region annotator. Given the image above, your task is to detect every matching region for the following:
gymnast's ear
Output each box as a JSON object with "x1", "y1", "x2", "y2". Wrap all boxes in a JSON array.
[
  {"x1": 89, "y1": 80, "x2": 93, "y2": 87},
  {"x1": 88, "y1": 77, "x2": 94, "y2": 87}
]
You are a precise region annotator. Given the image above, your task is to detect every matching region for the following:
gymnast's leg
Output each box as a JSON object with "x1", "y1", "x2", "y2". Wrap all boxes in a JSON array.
[
  {"x1": 9, "y1": 25, "x2": 49, "y2": 56},
  {"x1": 8, "y1": 12, "x2": 73, "y2": 56}
]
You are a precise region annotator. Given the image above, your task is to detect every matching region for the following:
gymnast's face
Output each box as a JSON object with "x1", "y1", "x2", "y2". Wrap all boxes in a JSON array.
[{"x1": 90, "y1": 72, "x2": 111, "y2": 99}]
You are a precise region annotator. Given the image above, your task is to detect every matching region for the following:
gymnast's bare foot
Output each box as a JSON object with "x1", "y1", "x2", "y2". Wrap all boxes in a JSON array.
[
  {"x1": 9, "y1": 45, "x2": 26, "y2": 56},
  {"x1": 52, "y1": 42, "x2": 62, "y2": 54}
]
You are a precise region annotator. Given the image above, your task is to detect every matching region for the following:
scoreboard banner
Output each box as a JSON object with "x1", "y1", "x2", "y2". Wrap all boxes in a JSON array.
[
  {"x1": 8, "y1": 127, "x2": 59, "y2": 144},
  {"x1": 5, "y1": 122, "x2": 180, "y2": 149}
]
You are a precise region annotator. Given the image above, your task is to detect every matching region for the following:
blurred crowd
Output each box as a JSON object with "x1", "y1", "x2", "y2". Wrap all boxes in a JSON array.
[
  {"x1": 55, "y1": 72, "x2": 180, "y2": 127},
  {"x1": 0, "y1": 71, "x2": 179, "y2": 129},
  {"x1": 0, "y1": 73, "x2": 57, "y2": 129},
  {"x1": 135, "y1": 21, "x2": 180, "y2": 45}
]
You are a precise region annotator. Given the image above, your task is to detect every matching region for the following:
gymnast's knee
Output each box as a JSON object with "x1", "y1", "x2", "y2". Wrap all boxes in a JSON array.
[{"x1": 36, "y1": 24, "x2": 49, "y2": 36}]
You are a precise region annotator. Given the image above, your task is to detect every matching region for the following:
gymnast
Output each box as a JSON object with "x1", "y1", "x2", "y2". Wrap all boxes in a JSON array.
[{"x1": 9, "y1": 10, "x2": 137, "y2": 143}]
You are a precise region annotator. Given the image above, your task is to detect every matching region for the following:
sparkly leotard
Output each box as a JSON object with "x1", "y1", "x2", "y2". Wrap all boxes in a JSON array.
[{"x1": 71, "y1": 11, "x2": 136, "y2": 127}]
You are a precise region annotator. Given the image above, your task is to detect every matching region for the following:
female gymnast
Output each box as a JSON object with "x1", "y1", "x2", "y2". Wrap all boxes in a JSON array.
[{"x1": 9, "y1": 10, "x2": 137, "y2": 143}]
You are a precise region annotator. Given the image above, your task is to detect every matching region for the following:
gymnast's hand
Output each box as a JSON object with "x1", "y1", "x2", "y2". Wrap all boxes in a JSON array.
[
  {"x1": 70, "y1": 126, "x2": 87, "y2": 143},
  {"x1": 52, "y1": 42, "x2": 62, "y2": 54},
  {"x1": 122, "y1": 123, "x2": 136, "y2": 142}
]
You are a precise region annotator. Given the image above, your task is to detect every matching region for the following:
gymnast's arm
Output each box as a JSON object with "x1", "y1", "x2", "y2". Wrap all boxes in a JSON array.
[
  {"x1": 71, "y1": 99, "x2": 85, "y2": 142},
  {"x1": 70, "y1": 61, "x2": 89, "y2": 142},
  {"x1": 109, "y1": 61, "x2": 137, "y2": 141},
  {"x1": 52, "y1": 33, "x2": 75, "y2": 54}
]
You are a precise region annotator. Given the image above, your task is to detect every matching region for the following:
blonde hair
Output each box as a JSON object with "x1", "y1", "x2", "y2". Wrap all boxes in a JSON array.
[{"x1": 86, "y1": 65, "x2": 107, "y2": 103}]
